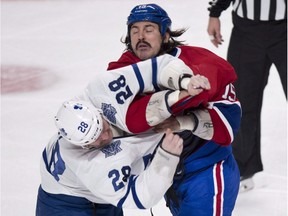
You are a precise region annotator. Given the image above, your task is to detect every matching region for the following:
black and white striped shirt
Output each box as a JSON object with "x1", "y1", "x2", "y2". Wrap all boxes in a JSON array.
[{"x1": 208, "y1": 0, "x2": 287, "y2": 21}]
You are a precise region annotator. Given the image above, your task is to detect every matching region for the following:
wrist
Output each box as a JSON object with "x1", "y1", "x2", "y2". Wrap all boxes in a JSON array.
[
  {"x1": 179, "y1": 74, "x2": 192, "y2": 90},
  {"x1": 159, "y1": 144, "x2": 180, "y2": 157}
]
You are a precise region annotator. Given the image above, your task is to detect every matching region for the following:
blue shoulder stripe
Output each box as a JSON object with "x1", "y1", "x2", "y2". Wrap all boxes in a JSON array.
[
  {"x1": 43, "y1": 140, "x2": 60, "y2": 175},
  {"x1": 42, "y1": 138, "x2": 66, "y2": 182}
]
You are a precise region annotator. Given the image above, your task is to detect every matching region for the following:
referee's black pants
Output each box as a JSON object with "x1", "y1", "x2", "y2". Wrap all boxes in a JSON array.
[{"x1": 227, "y1": 12, "x2": 287, "y2": 177}]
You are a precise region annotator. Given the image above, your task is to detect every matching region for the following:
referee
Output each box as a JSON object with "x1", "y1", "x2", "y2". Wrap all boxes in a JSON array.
[{"x1": 207, "y1": 0, "x2": 287, "y2": 192}]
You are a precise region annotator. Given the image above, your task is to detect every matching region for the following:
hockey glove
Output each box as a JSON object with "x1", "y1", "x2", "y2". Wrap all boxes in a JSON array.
[
  {"x1": 146, "y1": 90, "x2": 180, "y2": 126},
  {"x1": 176, "y1": 109, "x2": 214, "y2": 140},
  {"x1": 159, "y1": 59, "x2": 193, "y2": 90}
]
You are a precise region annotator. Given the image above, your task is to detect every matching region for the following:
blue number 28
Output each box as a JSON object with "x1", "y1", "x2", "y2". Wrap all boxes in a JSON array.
[{"x1": 108, "y1": 75, "x2": 133, "y2": 104}]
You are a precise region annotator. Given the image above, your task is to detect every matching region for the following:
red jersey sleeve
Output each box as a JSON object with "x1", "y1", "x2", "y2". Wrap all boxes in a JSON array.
[{"x1": 125, "y1": 94, "x2": 153, "y2": 133}]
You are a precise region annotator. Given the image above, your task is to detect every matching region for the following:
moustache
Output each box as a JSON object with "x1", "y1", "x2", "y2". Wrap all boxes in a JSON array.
[{"x1": 136, "y1": 40, "x2": 151, "y2": 49}]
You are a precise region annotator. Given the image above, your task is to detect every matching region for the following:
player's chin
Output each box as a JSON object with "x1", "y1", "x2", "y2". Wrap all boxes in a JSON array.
[
  {"x1": 97, "y1": 140, "x2": 111, "y2": 149},
  {"x1": 136, "y1": 50, "x2": 153, "y2": 60}
]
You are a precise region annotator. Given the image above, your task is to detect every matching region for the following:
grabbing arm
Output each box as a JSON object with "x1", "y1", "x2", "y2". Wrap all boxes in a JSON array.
[{"x1": 82, "y1": 130, "x2": 183, "y2": 209}]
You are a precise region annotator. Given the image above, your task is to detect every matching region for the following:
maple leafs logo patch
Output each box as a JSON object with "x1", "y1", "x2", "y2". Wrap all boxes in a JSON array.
[
  {"x1": 101, "y1": 140, "x2": 122, "y2": 158},
  {"x1": 101, "y1": 103, "x2": 117, "y2": 124}
]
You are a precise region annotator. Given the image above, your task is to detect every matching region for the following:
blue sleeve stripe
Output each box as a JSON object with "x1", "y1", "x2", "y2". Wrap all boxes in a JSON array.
[
  {"x1": 131, "y1": 176, "x2": 145, "y2": 209},
  {"x1": 117, "y1": 175, "x2": 145, "y2": 209},
  {"x1": 151, "y1": 58, "x2": 161, "y2": 91},
  {"x1": 131, "y1": 64, "x2": 144, "y2": 93}
]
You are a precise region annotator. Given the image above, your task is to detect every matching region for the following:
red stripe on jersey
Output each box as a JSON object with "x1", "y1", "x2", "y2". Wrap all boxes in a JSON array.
[{"x1": 213, "y1": 161, "x2": 224, "y2": 216}]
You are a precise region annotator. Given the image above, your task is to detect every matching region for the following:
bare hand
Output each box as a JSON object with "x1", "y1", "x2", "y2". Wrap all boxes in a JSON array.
[
  {"x1": 207, "y1": 17, "x2": 224, "y2": 48},
  {"x1": 187, "y1": 74, "x2": 211, "y2": 96},
  {"x1": 161, "y1": 128, "x2": 183, "y2": 156}
]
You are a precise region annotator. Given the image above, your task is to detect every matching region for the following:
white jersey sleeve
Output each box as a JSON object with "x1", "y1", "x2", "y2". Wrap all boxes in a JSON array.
[
  {"x1": 40, "y1": 133, "x2": 179, "y2": 209},
  {"x1": 78, "y1": 54, "x2": 192, "y2": 132}
]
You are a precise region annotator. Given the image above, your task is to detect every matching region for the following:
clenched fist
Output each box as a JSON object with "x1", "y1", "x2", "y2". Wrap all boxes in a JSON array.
[
  {"x1": 187, "y1": 74, "x2": 211, "y2": 96},
  {"x1": 161, "y1": 129, "x2": 183, "y2": 156}
]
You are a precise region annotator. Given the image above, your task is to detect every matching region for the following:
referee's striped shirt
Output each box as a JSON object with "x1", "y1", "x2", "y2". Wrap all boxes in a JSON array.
[{"x1": 209, "y1": 0, "x2": 287, "y2": 21}]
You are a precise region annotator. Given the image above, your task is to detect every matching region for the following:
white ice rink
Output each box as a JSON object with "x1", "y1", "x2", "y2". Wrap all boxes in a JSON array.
[{"x1": 1, "y1": 0, "x2": 287, "y2": 215}]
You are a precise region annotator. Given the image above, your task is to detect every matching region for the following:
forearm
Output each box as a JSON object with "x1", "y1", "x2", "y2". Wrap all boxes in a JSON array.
[
  {"x1": 120, "y1": 147, "x2": 179, "y2": 209},
  {"x1": 126, "y1": 90, "x2": 189, "y2": 133},
  {"x1": 126, "y1": 95, "x2": 152, "y2": 133}
]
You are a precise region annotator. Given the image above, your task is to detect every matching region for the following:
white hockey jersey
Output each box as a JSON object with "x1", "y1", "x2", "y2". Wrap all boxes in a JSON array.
[
  {"x1": 40, "y1": 132, "x2": 179, "y2": 209},
  {"x1": 40, "y1": 54, "x2": 186, "y2": 209},
  {"x1": 78, "y1": 54, "x2": 192, "y2": 132}
]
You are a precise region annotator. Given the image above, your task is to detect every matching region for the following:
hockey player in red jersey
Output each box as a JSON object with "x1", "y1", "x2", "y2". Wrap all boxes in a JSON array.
[{"x1": 107, "y1": 4, "x2": 241, "y2": 216}]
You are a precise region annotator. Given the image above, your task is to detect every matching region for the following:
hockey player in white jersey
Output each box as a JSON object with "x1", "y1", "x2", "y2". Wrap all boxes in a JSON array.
[
  {"x1": 36, "y1": 55, "x2": 212, "y2": 216},
  {"x1": 36, "y1": 100, "x2": 183, "y2": 216}
]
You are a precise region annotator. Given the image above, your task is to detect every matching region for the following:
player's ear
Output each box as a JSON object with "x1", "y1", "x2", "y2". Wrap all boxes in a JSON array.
[{"x1": 163, "y1": 32, "x2": 170, "y2": 43}]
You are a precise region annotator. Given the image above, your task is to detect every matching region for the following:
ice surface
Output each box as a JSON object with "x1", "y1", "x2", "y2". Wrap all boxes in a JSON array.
[{"x1": 1, "y1": 0, "x2": 287, "y2": 215}]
